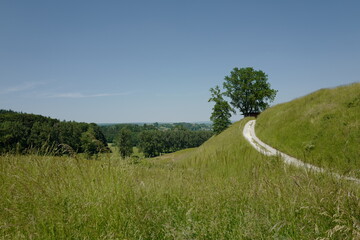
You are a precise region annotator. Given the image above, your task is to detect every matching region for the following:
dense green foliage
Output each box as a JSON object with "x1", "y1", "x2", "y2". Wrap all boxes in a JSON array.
[
  {"x1": 223, "y1": 67, "x2": 277, "y2": 116},
  {"x1": 100, "y1": 122, "x2": 212, "y2": 143},
  {"x1": 256, "y1": 83, "x2": 360, "y2": 177},
  {"x1": 100, "y1": 123, "x2": 213, "y2": 158},
  {"x1": 208, "y1": 86, "x2": 233, "y2": 134},
  {"x1": 154, "y1": 122, "x2": 212, "y2": 131},
  {"x1": 99, "y1": 124, "x2": 154, "y2": 144},
  {"x1": 1, "y1": 119, "x2": 359, "y2": 239},
  {"x1": 117, "y1": 128, "x2": 133, "y2": 158},
  {"x1": 0, "y1": 110, "x2": 109, "y2": 155},
  {"x1": 139, "y1": 129, "x2": 213, "y2": 157}
]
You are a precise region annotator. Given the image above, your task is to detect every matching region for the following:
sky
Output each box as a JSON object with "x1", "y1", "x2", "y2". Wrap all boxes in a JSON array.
[{"x1": 1, "y1": 0, "x2": 359, "y2": 123}]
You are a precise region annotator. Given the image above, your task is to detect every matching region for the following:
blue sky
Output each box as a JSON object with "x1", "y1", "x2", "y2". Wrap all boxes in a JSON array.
[{"x1": 1, "y1": 0, "x2": 359, "y2": 123}]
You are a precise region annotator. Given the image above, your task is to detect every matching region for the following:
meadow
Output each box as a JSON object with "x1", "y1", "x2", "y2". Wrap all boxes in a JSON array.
[{"x1": 1, "y1": 119, "x2": 359, "y2": 239}]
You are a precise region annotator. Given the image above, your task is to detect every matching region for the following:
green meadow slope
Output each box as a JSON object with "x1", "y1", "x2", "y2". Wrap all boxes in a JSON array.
[
  {"x1": 256, "y1": 82, "x2": 360, "y2": 177},
  {"x1": 1, "y1": 119, "x2": 360, "y2": 239}
]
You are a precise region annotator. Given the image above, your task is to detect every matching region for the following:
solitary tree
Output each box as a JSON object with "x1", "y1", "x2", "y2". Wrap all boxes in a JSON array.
[
  {"x1": 223, "y1": 67, "x2": 277, "y2": 116},
  {"x1": 117, "y1": 128, "x2": 133, "y2": 158},
  {"x1": 208, "y1": 86, "x2": 234, "y2": 134}
]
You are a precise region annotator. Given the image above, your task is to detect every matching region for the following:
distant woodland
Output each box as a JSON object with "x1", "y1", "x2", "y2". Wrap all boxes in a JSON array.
[
  {"x1": 100, "y1": 123, "x2": 213, "y2": 157},
  {"x1": 100, "y1": 122, "x2": 212, "y2": 143},
  {"x1": 0, "y1": 110, "x2": 109, "y2": 156},
  {"x1": 0, "y1": 110, "x2": 213, "y2": 158}
]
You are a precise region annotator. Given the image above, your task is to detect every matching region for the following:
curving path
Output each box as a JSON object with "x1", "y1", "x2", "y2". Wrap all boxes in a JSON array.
[{"x1": 243, "y1": 120, "x2": 360, "y2": 184}]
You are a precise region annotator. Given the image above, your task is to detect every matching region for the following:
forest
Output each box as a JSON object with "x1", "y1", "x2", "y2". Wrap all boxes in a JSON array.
[
  {"x1": 0, "y1": 110, "x2": 109, "y2": 156},
  {"x1": 101, "y1": 123, "x2": 213, "y2": 157},
  {"x1": 0, "y1": 110, "x2": 213, "y2": 158},
  {"x1": 138, "y1": 129, "x2": 213, "y2": 157},
  {"x1": 99, "y1": 122, "x2": 212, "y2": 143}
]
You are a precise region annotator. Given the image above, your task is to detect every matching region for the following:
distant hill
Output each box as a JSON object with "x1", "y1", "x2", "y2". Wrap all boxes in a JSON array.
[{"x1": 256, "y1": 82, "x2": 360, "y2": 176}]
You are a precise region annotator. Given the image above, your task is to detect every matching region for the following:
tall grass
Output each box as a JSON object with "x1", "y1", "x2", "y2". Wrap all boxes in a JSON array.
[
  {"x1": 256, "y1": 83, "x2": 360, "y2": 177},
  {"x1": 1, "y1": 119, "x2": 360, "y2": 239}
]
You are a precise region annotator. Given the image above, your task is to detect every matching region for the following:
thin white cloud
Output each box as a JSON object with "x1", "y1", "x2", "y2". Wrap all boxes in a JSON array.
[
  {"x1": 0, "y1": 81, "x2": 48, "y2": 94},
  {"x1": 1, "y1": 81, "x2": 138, "y2": 99},
  {"x1": 46, "y1": 92, "x2": 133, "y2": 98}
]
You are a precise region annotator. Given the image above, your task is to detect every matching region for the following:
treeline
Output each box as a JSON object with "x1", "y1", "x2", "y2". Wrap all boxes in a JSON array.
[
  {"x1": 101, "y1": 123, "x2": 213, "y2": 158},
  {"x1": 155, "y1": 122, "x2": 212, "y2": 131},
  {"x1": 99, "y1": 122, "x2": 212, "y2": 143},
  {"x1": 100, "y1": 124, "x2": 156, "y2": 145},
  {"x1": 138, "y1": 129, "x2": 213, "y2": 157},
  {"x1": 0, "y1": 110, "x2": 109, "y2": 156}
]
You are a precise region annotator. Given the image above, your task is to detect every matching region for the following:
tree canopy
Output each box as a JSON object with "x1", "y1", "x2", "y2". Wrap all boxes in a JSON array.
[
  {"x1": 208, "y1": 86, "x2": 234, "y2": 134},
  {"x1": 100, "y1": 122, "x2": 213, "y2": 158},
  {"x1": 0, "y1": 110, "x2": 109, "y2": 155},
  {"x1": 139, "y1": 129, "x2": 213, "y2": 157},
  {"x1": 117, "y1": 128, "x2": 133, "y2": 158},
  {"x1": 99, "y1": 122, "x2": 211, "y2": 144},
  {"x1": 223, "y1": 67, "x2": 277, "y2": 116}
]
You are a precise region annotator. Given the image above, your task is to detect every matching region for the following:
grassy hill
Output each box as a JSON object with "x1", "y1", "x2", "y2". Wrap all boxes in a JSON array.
[
  {"x1": 256, "y1": 82, "x2": 360, "y2": 177},
  {"x1": 1, "y1": 118, "x2": 360, "y2": 239}
]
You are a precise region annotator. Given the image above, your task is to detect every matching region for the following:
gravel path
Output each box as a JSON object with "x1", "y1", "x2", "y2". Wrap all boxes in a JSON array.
[{"x1": 243, "y1": 120, "x2": 360, "y2": 184}]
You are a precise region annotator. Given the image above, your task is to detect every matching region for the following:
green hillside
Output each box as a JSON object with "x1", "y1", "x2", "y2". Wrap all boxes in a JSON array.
[
  {"x1": 256, "y1": 82, "x2": 360, "y2": 177},
  {"x1": 2, "y1": 118, "x2": 360, "y2": 239}
]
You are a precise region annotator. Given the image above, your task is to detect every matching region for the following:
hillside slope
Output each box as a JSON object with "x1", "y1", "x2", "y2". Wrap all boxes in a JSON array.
[
  {"x1": 156, "y1": 119, "x2": 360, "y2": 238},
  {"x1": 256, "y1": 82, "x2": 360, "y2": 176}
]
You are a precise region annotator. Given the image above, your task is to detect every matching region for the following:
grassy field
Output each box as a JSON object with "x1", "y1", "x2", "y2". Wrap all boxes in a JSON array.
[
  {"x1": 1, "y1": 119, "x2": 360, "y2": 239},
  {"x1": 256, "y1": 82, "x2": 360, "y2": 178}
]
